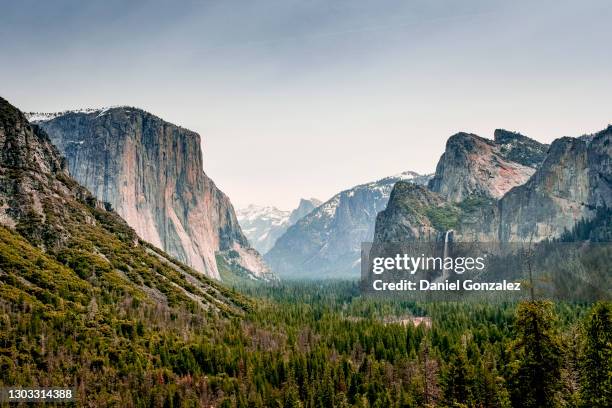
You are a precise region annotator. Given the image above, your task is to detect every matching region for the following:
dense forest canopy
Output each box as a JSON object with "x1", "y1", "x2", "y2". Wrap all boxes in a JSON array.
[{"x1": 1, "y1": 270, "x2": 610, "y2": 407}]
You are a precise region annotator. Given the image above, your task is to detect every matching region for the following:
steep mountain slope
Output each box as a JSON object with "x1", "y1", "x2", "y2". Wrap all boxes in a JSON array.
[
  {"x1": 28, "y1": 108, "x2": 272, "y2": 281},
  {"x1": 265, "y1": 172, "x2": 431, "y2": 278},
  {"x1": 237, "y1": 198, "x2": 321, "y2": 254},
  {"x1": 237, "y1": 205, "x2": 291, "y2": 254},
  {"x1": 373, "y1": 182, "x2": 448, "y2": 242},
  {"x1": 428, "y1": 130, "x2": 548, "y2": 202},
  {"x1": 375, "y1": 127, "x2": 611, "y2": 244},
  {"x1": 0, "y1": 96, "x2": 258, "y2": 405},
  {"x1": 493, "y1": 129, "x2": 550, "y2": 167},
  {"x1": 498, "y1": 127, "x2": 612, "y2": 241},
  {"x1": 0, "y1": 96, "x2": 249, "y2": 313}
]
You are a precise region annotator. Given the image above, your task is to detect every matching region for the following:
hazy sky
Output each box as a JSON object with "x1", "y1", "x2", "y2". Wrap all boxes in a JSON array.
[{"x1": 2, "y1": 0, "x2": 611, "y2": 209}]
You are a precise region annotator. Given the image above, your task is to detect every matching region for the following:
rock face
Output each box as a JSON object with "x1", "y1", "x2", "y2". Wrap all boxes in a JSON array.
[
  {"x1": 373, "y1": 182, "x2": 446, "y2": 243},
  {"x1": 29, "y1": 107, "x2": 272, "y2": 281},
  {"x1": 375, "y1": 127, "x2": 611, "y2": 245},
  {"x1": 0, "y1": 96, "x2": 249, "y2": 313},
  {"x1": 498, "y1": 127, "x2": 612, "y2": 241},
  {"x1": 265, "y1": 171, "x2": 432, "y2": 278},
  {"x1": 428, "y1": 131, "x2": 547, "y2": 202},
  {"x1": 237, "y1": 198, "x2": 321, "y2": 254},
  {"x1": 1, "y1": 100, "x2": 69, "y2": 236}
]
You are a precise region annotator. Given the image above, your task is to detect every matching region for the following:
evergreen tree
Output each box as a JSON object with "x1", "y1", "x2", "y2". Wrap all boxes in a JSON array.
[
  {"x1": 510, "y1": 301, "x2": 564, "y2": 408},
  {"x1": 419, "y1": 338, "x2": 441, "y2": 407},
  {"x1": 477, "y1": 348, "x2": 511, "y2": 408},
  {"x1": 443, "y1": 346, "x2": 473, "y2": 405},
  {"x1": 580, "y1": 302, "x2": 612, "y2": 407}
]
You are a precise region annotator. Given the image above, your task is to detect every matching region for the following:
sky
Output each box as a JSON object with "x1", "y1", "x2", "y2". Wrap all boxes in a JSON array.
[{"x1": 1, "y1": 0, "x2": 611, "y2": 209}]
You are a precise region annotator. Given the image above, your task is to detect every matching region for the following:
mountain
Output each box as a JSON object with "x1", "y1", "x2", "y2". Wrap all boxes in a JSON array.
[
  {"x1": 265, "y1": 171, "x2": 432, "y2": 278},
  {"x1": 27, "y1": 107, "x2": 273, "y2": 281},
  {"x1": 493, "y1": 129, "x2": 550, "y2": 167},
  {"x1": 375, "y1": 127, "x2": 611, "y2": 244},
  {"x1": 0, "y1": 96, "x2": 249, "y2": 314},
  {"x1": 373, "y1": 182, "x2": 448, "y2": 243},
  {"x1": 237, "y1": 198, "x2": 321, "y2": 254},
  {"x1": 237, "y1": 205, "x2": 291, "y2": 254},
  {"x1": 0, "y1": 96, "x2": 257, "y2": 404},
  {"x1": 428, "y1": 130, "x2": 548, "y2": 202},
  {"x1": 498, "y1": 127, "x2": 612, "y2": 241},
  {"x1": 288, "y1": 198, "x2": 322, "y2": 225}
]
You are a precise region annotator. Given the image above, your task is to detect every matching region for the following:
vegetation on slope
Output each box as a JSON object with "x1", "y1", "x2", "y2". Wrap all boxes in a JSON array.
[{"x1": 3, "y1": 265, "x2": 611, "y2": 407}]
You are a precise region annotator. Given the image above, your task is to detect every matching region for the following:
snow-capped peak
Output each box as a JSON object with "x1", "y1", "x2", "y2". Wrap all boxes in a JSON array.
[
  {"x1": 237, "y1": 199, "x2": 321, "y2": 254},
  {"x1": 237, "y1": 205, "x2": 290, "y2": 225}
]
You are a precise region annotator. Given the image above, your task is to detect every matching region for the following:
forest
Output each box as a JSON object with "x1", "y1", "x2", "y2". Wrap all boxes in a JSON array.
[{"x1": 1, "y1": 269, "x2": 610, "y2": 407}]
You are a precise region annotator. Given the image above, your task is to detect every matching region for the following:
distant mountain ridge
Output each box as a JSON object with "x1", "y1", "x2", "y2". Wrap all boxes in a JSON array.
[
  {"x1": 237, "y1": 198, "x2": 321, "y2": 254},
  {"x1": 29, "y1": 106, "x2": 274, "y2": 281},
  {"x1": 265, "y1": 171, "x2": 432, "y2": 278}
]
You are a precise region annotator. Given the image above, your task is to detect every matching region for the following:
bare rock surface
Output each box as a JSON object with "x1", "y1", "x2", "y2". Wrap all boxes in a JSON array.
[{"x1": 30, "y1": 107, "x2": 272, "y2": 280}]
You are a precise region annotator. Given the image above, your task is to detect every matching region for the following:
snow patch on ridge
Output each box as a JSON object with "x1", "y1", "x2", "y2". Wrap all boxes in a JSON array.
[{"x1": 25, "y1": 106, "x2": 128, "y2": 122}]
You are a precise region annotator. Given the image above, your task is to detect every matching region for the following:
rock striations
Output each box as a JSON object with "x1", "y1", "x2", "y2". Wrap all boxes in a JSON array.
[{"x1": 28, "y1": 107, "x2": 273, "y2": 281}]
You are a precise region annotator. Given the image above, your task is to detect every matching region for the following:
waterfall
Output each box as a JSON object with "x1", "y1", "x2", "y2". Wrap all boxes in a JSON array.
[
  {"x1": 440, "y1": 229, "x2": 453, "y2": 281},
  {"x1": 443, "y1": 230, "x2": 452, "y2": 258}
]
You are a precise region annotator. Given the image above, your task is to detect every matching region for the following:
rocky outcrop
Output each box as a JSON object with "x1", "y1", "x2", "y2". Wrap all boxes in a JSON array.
[
  {"x1": 30, "y1": 107, "x2": 273, "y2": 281},
  {"x1": 428, "y1": 131, "x2": 546, "y2": 202},
  {"x1": 375, "y1": 126, "x2": 611, "y2": 245},
  {"x1": 1, "y1": 96, "x2": 250, "y2": 313},
  {"x1": 1, "y1": 99, "x2": 70, "y2": 237},
  {"x1": 265, "y1": 171, "x2": 432, "y2": 278},
  {"x1": 494, "y1": 129, "x2": 549, "y2": 167},
  {"x1": 586, "y1": 126, "x2": 612, "y2": 208},
  {"x1": 237, "y1": 198, "x2": 321, "y2": 254},
  {"x1": 373, "y1": 182, "x2": 446, "y2": 243},
  {"x1": 498, "y1": 127, "x2": 611, "y2": 241}
]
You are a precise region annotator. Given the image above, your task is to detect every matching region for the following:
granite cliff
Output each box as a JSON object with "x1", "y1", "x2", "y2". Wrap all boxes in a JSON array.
[
  {"x1": 0, "y1": 96, "x2": 249, "y2": 312},
  {"x1": 373, "y1": 182, "x2": 447, "y2": 243},
  {"x1": 375, "y1": 128, "x2": 611, "y2": 244},
  {"x1": 428, "y1": 130, "x2": 548, "y2": 202},
  {"x1": 498, "y1": 127, "x2": 611, "y2": 241},
  {"x1": 29, "y1": 107, "x2": 272, "y2": 281}
]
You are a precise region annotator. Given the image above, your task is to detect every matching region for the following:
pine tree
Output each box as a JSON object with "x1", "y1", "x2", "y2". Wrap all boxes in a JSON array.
[
  {"x1": 419, "y1": 338, "x2": 441, "y2": 407},
  {"x1": 477, "y1": 348, "x2": 511, "y2": 408},
  {"x1": 443, "y1": 346, "x2": 473, "y2": 406},
  {"x1": 580, "y1": 302, "x2": 611, "y2": 407},
  {"x1": 510, "y1": 301, "x2": 564, "y2": 408}
]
